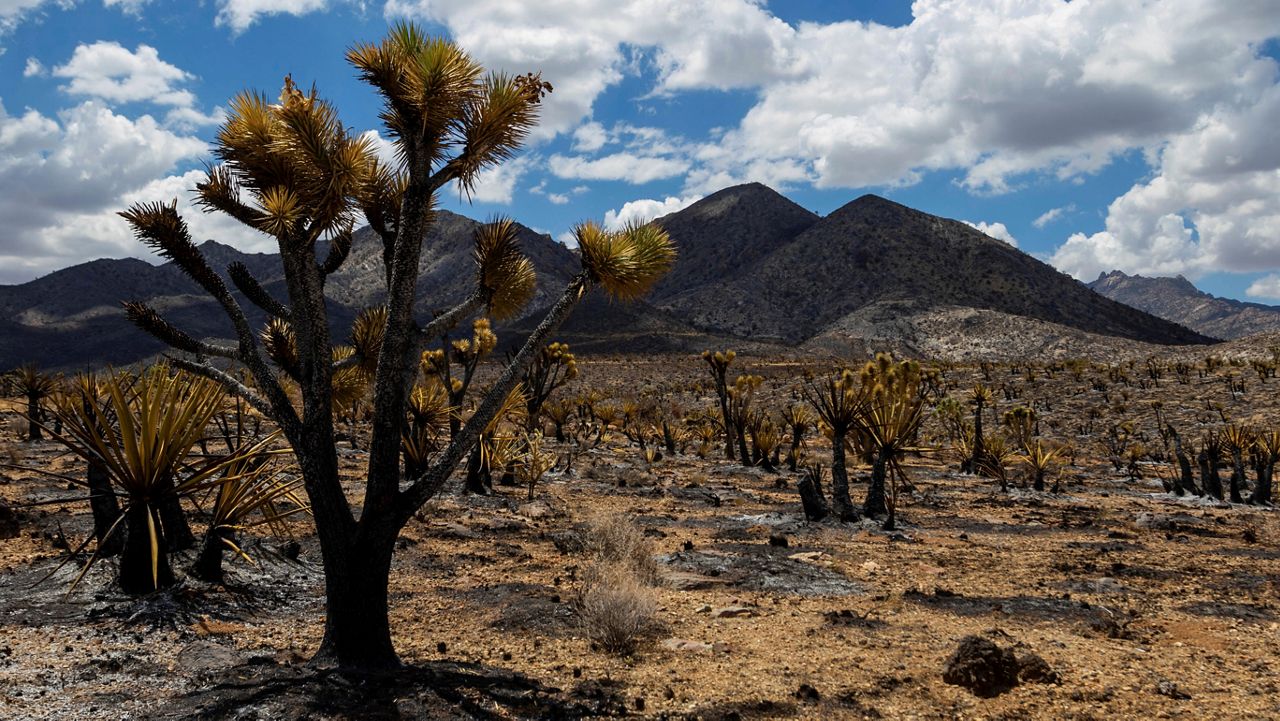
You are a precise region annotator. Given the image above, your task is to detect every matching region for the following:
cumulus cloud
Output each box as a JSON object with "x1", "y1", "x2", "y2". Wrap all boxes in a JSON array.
[
  {"x1": 0, "y1": 99, "x2": 225, "y2": 283},
  {"x1": 389, "y1": 0, "x2": 1279, "y2": 196},
  {"x1": 1050, "y1": 82, "x2": 1280, "y2": 280},
  {"x1": 103, "y1": 0, "x2": 153, "y2": 14},
  {"x1": 1032, "y1": 205, "x2": 1073, "y2": 229},
  {"x1": 450, "y1": 155, "x2": 534, "y2": 205},
  {"x1": 216, "y1": 0, "x2": 328, "y2": 33},
  {"x1": 571, "y1": 121, "x2": 608, "y2": 153},
  {"x1": 22, "y1": 57, "x2": 44, "y2": 77},
  {"x1": 53, "y1": 41, "x2": 195, "y2": 107},
  {"x1": 962, "y1": 220, "x2": 1018, "y2": 248},
  {"x1": 1246, "y1": 275, "x2": 1280, "y2": 300},
  {"x1": 603, "y1": 194, "x2": 702, "y2": 230},
  {"x1": 385, "y1": 0, "x2": 802, "y2": 139},
  {"x1": 0, "y1": 0, "x2": 59, "y2": 33},
  {"x1": 549, "y1": 152, "x2": 687, "y2": 184}
]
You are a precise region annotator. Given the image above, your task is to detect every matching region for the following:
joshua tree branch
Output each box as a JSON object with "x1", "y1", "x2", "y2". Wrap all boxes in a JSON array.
[
  {"x1": 124, "y1": 301, "x2": 239, "y2": 360},
  {"x1": 166, "y1": 356, "x2": 281, "y2": 425},
  {"x1": 228, "y1": 262, "x2": 291, "y2": 321},
  {"x1": 396, "y1": 272, "x2": 591, "y2": 519}
]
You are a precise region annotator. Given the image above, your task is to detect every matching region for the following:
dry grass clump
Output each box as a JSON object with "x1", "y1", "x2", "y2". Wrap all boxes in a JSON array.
[
  {"x1": 584, "y1": 513, "x2": 663, "y2": 586},
  {"x1": 576, "y1": 515, "x2": 664, "y2": 654}
]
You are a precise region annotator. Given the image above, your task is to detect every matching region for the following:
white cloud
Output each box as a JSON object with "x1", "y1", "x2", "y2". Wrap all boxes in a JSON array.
[
  {"x1": 571, "y1": 121, "x2": 607, "y2": 153},
  {"x1": 448, "y1": 155, "x2": 534, "y2": 205},
  {"x1": 1032, "y1": 205, "x2": 1073, "y2": 229},
  {"x1": 549, "y1": 152, "x2": 687, "y2": 184},
  {"x1": 22, "y1": 56, "x2": 43, "y2": 77},
  {"x1": 603, "y1": 194, "x2": 702, "y2": 230},
  {"x1": 0, "y1": 0, "x2": 59, "y2": 33},
  {"x1": 216, "y1": 0, "x2": 329, "y2": 33},
  {"x1": 1246, "y1": 274, "x2": 1280, "y2": 300},
  {"x1": 53, "y1": 42, "x2": 195, "y2": 107},
  {"x1": 389, "y1": 0, "x2": 1279, "y2": 197},
  {"x1": 104, "y1": 0, "x2": 153, "y2": 14},
  {"x1": 1050, "y1": 82, "x2": 1280, "y2": 280},
  {"x1": 962, "y1": 220, "x2": 1018, "y2": 248},
  {"x1": 385, "y1": 0, "x2": 801, "y2": 139},
  {"x1": 0, "y1": 99, "x2": 217, "y2": 283}
]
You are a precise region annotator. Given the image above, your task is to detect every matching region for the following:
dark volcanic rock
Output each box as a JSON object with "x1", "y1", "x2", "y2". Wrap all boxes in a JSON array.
[{"x1": 942, "y1": 635, "x2": 1020, "y2": 697}]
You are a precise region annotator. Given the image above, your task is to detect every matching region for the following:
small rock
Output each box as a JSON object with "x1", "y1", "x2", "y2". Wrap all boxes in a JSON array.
[
  {"x1": 768, "y1": 533, "x2": 789, "y2": 547},
  {"x1": 695, "y1": 604, "x2": 712, "y2": 614},
  {"x1": 1156, "y1": 680, "x2": 1191, "y2": 700},
  {"x1": 712, "y1": 606, "x2": 755, "y2": 619},
  {"x1": 1016, "y1": 652, "x2": 1059, "y2": 684},
  {"x1": 662, "y1": 638, "x2": 714, "y2": 654},
  {"x1": 794, "y1": 683, "x2": 821, "y2": 703},
  {"x1": 520, "y1": 501, "x2": 553, "y2": 519},
  {"x1": 942, "y1": 635, "x2": 1020, "y2": 697}
]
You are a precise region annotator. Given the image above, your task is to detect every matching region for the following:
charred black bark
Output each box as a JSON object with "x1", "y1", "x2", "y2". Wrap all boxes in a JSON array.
[{"x1": 119, "y1": 504, "x2": 174, "y2": 594}]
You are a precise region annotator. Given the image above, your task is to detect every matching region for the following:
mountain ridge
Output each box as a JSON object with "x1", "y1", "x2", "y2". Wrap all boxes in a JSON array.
[{"x1": 0, "y1": 186, "x2": 1215, "y2": 369}]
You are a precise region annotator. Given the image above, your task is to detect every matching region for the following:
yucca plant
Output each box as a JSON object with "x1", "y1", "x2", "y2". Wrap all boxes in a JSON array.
[
  {"x1": 42, "y1": 367, "x2": 228, "y2": 592},
  {"x1": 516, "y1": 431, "x2": 557, "y2": 501},
  {"x1": 14, "y1": 364, "x2": 58, "y2": 442},
  {"x1": 542, "y1": 398, "x2": 575, "y2": 442},
  {"x1": 802, "y1": 369, "x2": 867, "y2": 521},
  {"x1": 1014, "y1": 439, "x2": 1061, "y2": 493},
  {"x1": 701, "y1": 350, "x2": 737, "y2": 459},
  {"x1": 117, "y1": 23, "x2": 673, "y2": 668},
  {"x1": 401, "y1": 379, "x2": 453, "y2": 480},
  {"x1": 191, "y1": 432, "x2": 307, "y2": 583},
  {"x1": 781, "y1": 403, "x2": 815, "y2": 472},
  {"x1": 749, "y1": 415, "x2": 784, "y2": 473}
]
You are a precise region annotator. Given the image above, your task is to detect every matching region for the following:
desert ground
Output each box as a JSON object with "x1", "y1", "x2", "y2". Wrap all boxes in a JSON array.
[{"x1": 1, "y1": 351, "x2": 1278, "y2": 720}]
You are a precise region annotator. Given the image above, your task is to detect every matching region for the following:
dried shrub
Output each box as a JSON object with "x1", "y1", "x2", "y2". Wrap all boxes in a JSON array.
[
  {"x1": 575, "y1": 516, "x2": 665, "y2": 654},
  {"x1": 577, "y1": 563, "x2": 660, "y2": 654},
  {"x1": 584, "y1": 514, "x2": 661, "y2": 586}
]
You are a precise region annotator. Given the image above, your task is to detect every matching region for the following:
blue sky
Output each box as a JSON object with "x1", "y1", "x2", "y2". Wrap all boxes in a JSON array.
[{"x1": 1, "y1": 1, "x2": 1278, "y2": 303}]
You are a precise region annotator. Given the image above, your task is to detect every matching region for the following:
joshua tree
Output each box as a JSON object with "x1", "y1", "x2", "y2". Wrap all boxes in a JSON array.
[
  {"x1": 118, "y1": 24, "x2": 674, "y2": 669},
  {"x1": 728, "y1": 374, "x2": 762, "y2": 464},
  {"x1": 802, "y1": 369, "x2": 866, "y2": 521},
  {"x1": 961, "y1": 383, "x2": 993, "y2": 474},
  {"x1": 1222, "y1": 424, "x2": 1253, "y2": 504},
  {"x1": 520, "y1": 341, "x2": 578, "y2": 433},
  {"x1": 853, "y1": 354, "x2": 925, "y2": 524},
  {"x1": 1199, "y1": 431, "x2": 1225, "y2": 501},
  {"x1": 1167, "y1": 424, "x2": 1200, "y2": 496},
  {"x1": 1250, "y1": 430, "x2": 1277, "y2": 505},
  {"x1": 701, "y1": 350, "x2": 736, "y2": 460},
  {"x1": 422, "y1": 316, "x2": 498, "y2": 439},
  {"x1": 14, "y1": 365, "x2": 58, "y2": 442}
]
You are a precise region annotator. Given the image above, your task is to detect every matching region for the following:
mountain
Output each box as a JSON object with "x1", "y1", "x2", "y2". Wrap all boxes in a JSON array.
[
  {"x1": 648, "y1": 192, "x2": 1210, "y2": 346},
  {"x1": 1088, "y1": 271, "x2": 1280, "y2": 341},
  {"x1": 0, "y1": 186, "x2": 1215, "y2": 370}
]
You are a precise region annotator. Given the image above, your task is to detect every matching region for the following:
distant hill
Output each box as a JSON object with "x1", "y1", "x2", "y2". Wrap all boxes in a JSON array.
[
  {"x1": 1088, "y1": 271, "x2": 1280, "y2": 341},
  {"x1": 0, "y1": 186, "x2": 1215, "y2": 369},
  {"x1": 646, "y1": 191, "x2": 1210, "y2": 347}
]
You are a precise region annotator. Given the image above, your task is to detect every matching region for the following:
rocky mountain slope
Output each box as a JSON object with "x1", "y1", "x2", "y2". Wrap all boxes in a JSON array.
[
  {"x1": 1088, "y1": 271, "x2": 1280, "y2": 341},
  {"x1": 648, "y1": 192, "x2": 1210, "y2": 347},
  {"x1": 0, "y1": 187, "x2": 1215, "y2": 369}
]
